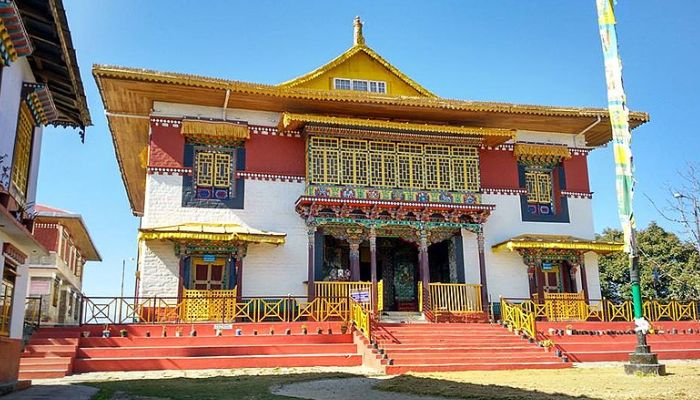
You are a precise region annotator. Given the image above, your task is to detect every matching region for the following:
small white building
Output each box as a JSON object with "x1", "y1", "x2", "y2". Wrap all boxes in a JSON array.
[{"x1": 25, "y1": 205, "x2": 101, "y2": 326}]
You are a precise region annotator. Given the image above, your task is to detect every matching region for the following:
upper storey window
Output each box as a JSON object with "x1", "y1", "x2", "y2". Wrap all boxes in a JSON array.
[
  {"x1": 11, "y1": 102, "x2": 36, "y2": 199},
  {"x1": 333, "y1": 78, "x2": 386, "y2": 94},
  {"x1": 193, "y1": 148, "x2": 234, "y2": 200},
  {"x1": 308, "y1": 136, "x2": 479, "y2": 192}
]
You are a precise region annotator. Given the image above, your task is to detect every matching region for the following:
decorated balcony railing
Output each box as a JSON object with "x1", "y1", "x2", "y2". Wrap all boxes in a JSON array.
[
  {"x1": 503, "y1": 295, "x2": 698, "y2": 323},
  {"x1": 81, "y1": 295, "x2": 352, "y2": 325},
  {"x1": 429, "y1": 283, "x2": 482, "y2": 317},
  {"x1": 315, "y1": 281, "x2": 383, "y2": 312}
]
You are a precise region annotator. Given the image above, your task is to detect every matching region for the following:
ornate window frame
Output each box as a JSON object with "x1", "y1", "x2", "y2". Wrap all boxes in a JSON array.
[{"x1": 182, "y1": 143, "x2": 245, "y2": 209}]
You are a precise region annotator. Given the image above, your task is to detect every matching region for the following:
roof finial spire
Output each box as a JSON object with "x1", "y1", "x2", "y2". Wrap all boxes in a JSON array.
[{"x1": 353, "y1": 16, "x2": 365, "y2": 46}]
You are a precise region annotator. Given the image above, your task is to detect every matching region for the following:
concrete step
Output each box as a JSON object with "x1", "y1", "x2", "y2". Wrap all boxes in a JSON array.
[
  {"x1": 18, "y1": 369, "x2": 68, "y2": 380},
  {"x1": 385, "y1": 361, "x2": 571, "y2": 374},
  {"x1": 74, "y1": 353, "x2": 362, "y2": 372},
  {"x1": 77, "y1": 343, "x2": 358, "y2": 358}
]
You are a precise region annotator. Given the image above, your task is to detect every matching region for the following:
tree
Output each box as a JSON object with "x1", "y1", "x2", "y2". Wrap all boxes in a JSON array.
[
  {"x1": 597, "y1": 222, "x2": 700, "y2": 301},
  {"x1": 648, "y1": 162, "x2": 700, "y2": 256}
]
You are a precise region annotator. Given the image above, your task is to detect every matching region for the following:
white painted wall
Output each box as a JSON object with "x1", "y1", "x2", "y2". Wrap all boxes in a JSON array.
[
  {"x1": 477, "y1": 193, "x2": 598, "y2": 300},
  {"x1": 139, "y1": 174, "x2": 307, "y2": 298}
]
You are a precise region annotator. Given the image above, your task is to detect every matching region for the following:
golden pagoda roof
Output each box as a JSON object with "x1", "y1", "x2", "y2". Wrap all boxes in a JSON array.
[
  {"x1": 492, "y1": 234, "x2": 623, "y2": 254},
  {"x1": 92, "y1": 18, "x2": 650, "y2": 216},
  {"x1": 138, "y1": 223, "x2": 286, "y2": 245}
]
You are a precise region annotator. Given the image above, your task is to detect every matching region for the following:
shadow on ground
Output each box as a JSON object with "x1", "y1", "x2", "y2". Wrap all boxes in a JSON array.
[{"x1": 374, "y1": 375, "x2": 599, "y2": 400}]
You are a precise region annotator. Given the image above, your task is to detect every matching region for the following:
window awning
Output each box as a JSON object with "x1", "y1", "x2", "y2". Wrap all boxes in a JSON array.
[
  {"x1": 492, "y1": 234, "x2": 623, "y2": 254},
  {"x1": 514, "y1": 143, "x2": 571, "y2": 166},
  {"x1": 181, "y1": 119, "x2": 250, "y2": 144},
  {"x1": 279, "y1": 112, "x2": 514, "y2": 146},
  {"x1": 138, "y1": 223, "x2": 286, "y2": 245}
]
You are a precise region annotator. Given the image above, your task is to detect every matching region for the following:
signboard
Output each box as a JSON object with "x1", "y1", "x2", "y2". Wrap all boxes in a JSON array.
[
  {"x1": 541, "y1": 262, "x2": 553, "y2": 271},
  {"x1": 350, "y1": 289, "x2": 370, "y2": 304},
  {"x1": 213, "y1": 324, "x2": 233, "y2": 330},
  {"x1": 202, "y1": 254, "x2": 216, "y2": 263}
]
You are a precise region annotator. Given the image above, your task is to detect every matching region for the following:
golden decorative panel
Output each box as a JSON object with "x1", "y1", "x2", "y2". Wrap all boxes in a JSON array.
[
  {"x1": 309, "y1": 136, "x2": 480, "y2": 193},
  {"x1": 525, "y1": 170, "x2": 552, "y2": 204}
]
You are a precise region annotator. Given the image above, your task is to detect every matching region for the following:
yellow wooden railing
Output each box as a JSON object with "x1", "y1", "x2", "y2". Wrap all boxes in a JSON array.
[
  {"x1": 181, "y1": 289, "x2": 238, "y2": 321},
  {"x1": 429, "y1": 283, "x2": 482, "y2": 317},
  {"x1": 315, "y1": 281, "x2": 383, "y2": 312},
  {"x1": 501, "y1": 297, "x2": 537, "y2": 338},
  {"x1": 417, "y1": 281, "x2": 423, "y2": 313},
  {"x1": 350, "y1": 299, "x2": 371, "y2": 339},
  {"x1": 510, "y1": 296, "x2": 698, "y2": 323}
]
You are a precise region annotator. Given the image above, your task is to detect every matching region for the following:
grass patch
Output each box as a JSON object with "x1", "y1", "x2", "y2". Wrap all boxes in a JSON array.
[
  {"x1": 375, "y1": 365, "x2": 700, "y2": 400},
  {"x1": 87, "y1": 372, "x2": 356, "y2": 400}
]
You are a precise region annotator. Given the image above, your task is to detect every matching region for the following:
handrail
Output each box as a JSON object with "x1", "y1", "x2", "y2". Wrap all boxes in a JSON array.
[
  {"x1": 500, "y1": 297, "x2": 537, "y2": 339},
  {"x1": 500, "y1": 297, "x2": 699, "y2": 323},
  {"x1": 80, "y1": 295, "x2": 351, "y2": 325},
  {"x1": 315, "y1": 281, "x2": 383, "y2": 312},
  {"x1": 350, "y1": 298, "x2": 371, "y2": 340}
]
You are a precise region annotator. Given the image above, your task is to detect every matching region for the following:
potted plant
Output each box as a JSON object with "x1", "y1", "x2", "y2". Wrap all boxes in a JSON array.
[
  {"x1": 327, "y1": 327, "x2": 333, "y2": 335},
  {"x1": 145, "y1": 330, "x2": 151, "y2": 338},
  {"x1": 119, "y1": 329, "x2": 128, "y2": 338},
  {"x1": 540, "y1": 339, "x2": 554, "y2": 352},
  {"x1": 189, "y1": 325, "x2": 197, "y2": 337},
  {"x1": 285, "y1": 328, "x2": 292, "y2": 335},
  {"x1": 253, "y1": 330, "x2": 258, "y2": 336},
  {"x1": 215, "y1": 328, "x2": 223, "y2": 337},
  {"x1": 317, "y1": 327, "x2": 323, "y2": 335},
  {"x1": 175, "y1": 327, "x2": 183, "y2": 337},
  {"x1": 102, "y1": 325, "x2": 111, "y2": 338},
  {"x1": 161, "y1": 326, "x2": 168, "y2": 337},
  {"x1": 301, "y1": 325, "x2": 308, "y2": 335},
  {"x1": 235, "y1": 328, "x2": 242, "y2": 336},
  {"x1": 269, "y1": 327, "x2": 275, "y2": 335},
  {"x1": 82, "y1": 330, "x2": 91, "y2": 338},
  {"x1": 565, "y1": 325, "x2": 573, "y2": 336},
  {"x1": 340, "y1": 323, "x2": 348, "y2": 334}
]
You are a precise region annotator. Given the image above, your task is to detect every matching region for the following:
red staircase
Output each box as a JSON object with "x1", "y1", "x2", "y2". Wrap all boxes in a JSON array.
[
  {"x1": 371, "y1": 323, "x2": 570, "y2": 374},
  {"x1": 538, "y1": 321, "x2": 700, "y2": 363},
  {"x1": 19, "y1": 322, "x2": 361, "y2": 378}
]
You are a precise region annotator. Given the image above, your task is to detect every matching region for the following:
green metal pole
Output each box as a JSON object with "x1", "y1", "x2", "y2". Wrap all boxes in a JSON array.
[{"x1": 629, "y1": 255, "x2": 644, "y2": 319}]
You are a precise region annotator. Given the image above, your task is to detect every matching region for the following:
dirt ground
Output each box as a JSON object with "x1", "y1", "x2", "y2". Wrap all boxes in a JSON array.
[{"x1": 375, "y1": 362, "x2": 700, "y2": 400}]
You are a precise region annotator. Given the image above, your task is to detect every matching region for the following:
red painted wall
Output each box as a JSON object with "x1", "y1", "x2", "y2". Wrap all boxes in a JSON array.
[
  {"x1": 149, "y1": 123, "x2": 185, "y2": 168},
  {"x1": 0, "y1": 338, "x2": 21, "y2": 387},
  {"x1": 33, "y1": 226, "x2": 58, "y2": 252},
  {"x1": 245, "y1": 133, "x2": 306, "y2": 176},
  {"x1": 563, "y1": 155, "x2": 590, "y2": 192},
  {"x1": 480, "y1": 149, "x2": 520, "y2": 189}
]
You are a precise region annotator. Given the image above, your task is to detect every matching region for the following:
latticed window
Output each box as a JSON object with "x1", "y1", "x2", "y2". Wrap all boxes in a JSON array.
[
  {"x1": 340, "y1": 139, "x2": 368, "y2": 185},
  {"x1": 525, "y1": 170, "x2": 553, "y2": 204},
  {"x1": 308, "y1": 136, "x2": 480, "y2": 193},
  {"x1": 11, "y1": 102, "x2": 35, "y2": 198},
  {"x1": 309, "y1": 137, "x2": 340, "y2": 184},
  {"x1": 196, "y1": 151, "x2": 231, "y2": 189}
]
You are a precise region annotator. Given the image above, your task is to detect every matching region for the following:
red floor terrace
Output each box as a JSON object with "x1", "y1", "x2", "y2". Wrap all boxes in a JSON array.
[{"x1": 17, "y1": 293, "x2": 700, "y2": 378}]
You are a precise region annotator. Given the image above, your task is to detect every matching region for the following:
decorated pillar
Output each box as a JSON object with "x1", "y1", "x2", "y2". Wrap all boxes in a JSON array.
[
  {"x1": 307, "y1": 226, "x2": 317, "y2": 300},
  {"x1": 235, "y1": 254, "x2": 244, "y2": 300},
  {"x1": 578, "y1": 257, "x2": 590, "y2": 301},
  {"x1": 419, "y1": 230, "x2": 430, "y2": 312},
  {"x1": 369, "y1": 227, "x2": 378, "y2": 313},
  {"x1": 476, "y1": 231, "x2": 489, "y2": 312},
  {"x1": 348, "y1": 238, "x2": 362, "y2": 281}
]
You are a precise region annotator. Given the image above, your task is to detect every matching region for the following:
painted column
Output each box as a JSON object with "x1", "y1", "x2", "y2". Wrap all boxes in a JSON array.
[
  {"x1": 349, "y1": 239, "x2": 361, "y2": 281},
  {"x1": 307, "y1": 226, "x2": 316, "y2": 300},
  {"x1": 10, "y1": 263, "x2": 29, "y2": 339},
  {"x1": 579, "y1": 261, "x2": 590, "y2": 301},
  {"x1": 476, "y1": 231, "x2": 489, "y2": 313},
  {"x1": 369, "y1": 227, "x2": 377, "y2": 314},
  {"x1": 235, "y1": 255, "x2": 243, "y2": 300},
  {"x1": 536, "y1": 265, "x2": 545, "y2": 302},
  {"x1": 419, "y1": 230, "x2": 430, "y2": 313}
]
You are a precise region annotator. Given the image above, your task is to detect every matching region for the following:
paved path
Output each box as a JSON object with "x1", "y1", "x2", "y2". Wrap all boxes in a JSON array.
[
  {"x1": 3, "y1": 384, "x2": 98, "y2": 400},
  {"x1": 272, "y1": 377, "x2": 449, "y2": 400}
]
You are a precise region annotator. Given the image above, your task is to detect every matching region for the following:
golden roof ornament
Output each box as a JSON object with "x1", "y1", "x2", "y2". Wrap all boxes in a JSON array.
[{"x1": 353, "y1": 16, "x2": 365, "y2": 46}]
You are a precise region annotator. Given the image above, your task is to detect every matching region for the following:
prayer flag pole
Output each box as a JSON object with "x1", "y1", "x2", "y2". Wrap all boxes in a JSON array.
[{"x1": 594, "y1": 0, "x2": 665, "y2": 375}]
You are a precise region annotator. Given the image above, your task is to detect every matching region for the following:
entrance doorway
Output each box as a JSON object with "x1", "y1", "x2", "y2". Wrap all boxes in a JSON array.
[
  {"x1": 539, "y1": 261, "x2": 577, "y2": 294},
  {"x1": 191, "y1": 257, "x2": 226, "y2": 290}
]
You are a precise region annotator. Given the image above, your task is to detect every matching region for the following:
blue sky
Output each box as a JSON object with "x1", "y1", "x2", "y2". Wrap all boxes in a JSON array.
[{"x1": 37, "y1": 1, "x2": 700, "y2": 296}]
